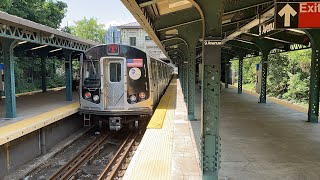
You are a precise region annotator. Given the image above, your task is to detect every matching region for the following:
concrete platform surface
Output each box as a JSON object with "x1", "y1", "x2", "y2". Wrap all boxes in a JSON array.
[
  {"x1": 123, "y1": 79, "x2": 201, "y2": 179},
  {"x1": 0, "y1": 89, "x2": 79, "y2": 127},
  {"x1": 111, "y1": 79, "x2": 320, "y2": 179},
  {"x1": 217, "y1": 88, "x2": 320, "y2": 180}
]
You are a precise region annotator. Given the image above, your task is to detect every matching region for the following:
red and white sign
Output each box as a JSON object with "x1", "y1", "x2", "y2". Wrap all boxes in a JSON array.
[
  {"x1": 275, "y1": 1, "x2": 320, "y2": 29},
  {"x1": 299, "y1": 2, "x2": 320, "y2": 28}
]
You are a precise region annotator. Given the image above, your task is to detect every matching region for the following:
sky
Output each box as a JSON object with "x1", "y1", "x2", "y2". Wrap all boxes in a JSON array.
[{"x1": 60, "y1": 0, "x2": 135, "y2": 29}]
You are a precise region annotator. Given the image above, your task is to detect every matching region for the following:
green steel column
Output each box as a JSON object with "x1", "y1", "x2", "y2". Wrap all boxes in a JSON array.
[
  {"x1": 259, "y1": 51, "x2": 269, "y2": 103},
  {"x1": 224, "y1": 61, "x2": 229, "y2": 88},
  {"x1": 238, "y1": 56, "x2": 243, "y2": 94},
  {"x1": 188, "y1": 50, "x2": 196, "y2": 120},
  {"x1": 64, "y1": 50, "x2": 73, "y2": 101},
  {"x1": 201, "y1": 42, "x2": 221, "y2": 180},
  {"x1": 1, "y1": 39, "x2": 18, "y2": 118},
  {"x1": 40, "y1": 54, "x2": 47, "y2": 92},
  {"x1": 183, "y1": 61, "x2": 188, "y2": 102},
  {"x1": 179, "y1": 64, "x2": 183, "y2": 88},
  {"x1": 306, "y1": 30, "x2": 320, "y2": 123}
]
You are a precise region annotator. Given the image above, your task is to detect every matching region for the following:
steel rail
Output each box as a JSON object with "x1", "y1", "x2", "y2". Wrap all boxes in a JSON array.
[
  {"x1": 49, "y1": 133, "x2": 112, "y2": 180},
  {"x1": 98, "y1": 119, "x2": 148, "y2": 180}
]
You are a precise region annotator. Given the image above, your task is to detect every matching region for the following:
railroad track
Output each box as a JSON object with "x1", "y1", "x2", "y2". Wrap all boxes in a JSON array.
[
  {"x1": 49, "y1": 132, "x2": 112, "y2": 180},
  {"x1": 98, "y1": 120, "x2": 148, "y2": 180},
  {"x1": 49, "y1": 117, "x2": 148, "y2": 180}
]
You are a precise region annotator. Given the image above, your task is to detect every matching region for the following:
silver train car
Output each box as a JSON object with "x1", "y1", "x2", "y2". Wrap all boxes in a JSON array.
[{"x1": 79, "y1": 44, "x2": 174, "y2": 130}]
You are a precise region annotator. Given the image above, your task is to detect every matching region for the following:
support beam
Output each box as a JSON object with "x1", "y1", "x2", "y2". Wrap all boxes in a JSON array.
[
  {"x1": 224, "y1": 61, "x2": 229, "y2": 88},
  {"x1": 252, "y1": 40, "x2": 274, "y2": 103},
  {"x1": 40, "y1": 128, "x2": 46, "y2": 154},
  {"x1": 179, "y1": 63, "x2": 183, "y2": 89},
  {"x1": 187, "y1": 49, "x2": 196, "y2": 120},
  {"x1": 259, "y1": 52, "x2": 269, "y2": 103},
  {"x1": 64, "y1": 50, "x2": 73, "y2": 101},
  {"x1": 306, "y1": 30, "x2": 320, "y2": 123},
  {"x1": 194, "y1": 0, "x2": 224, "y2": 178},
  {"x1": 183, "y1": 61, "x2": 188, "y2": 102},
  {"x1": 40, "y1": 53, "x2": 48, "y2": 93},
  {"x1": 201, "y1": 42, "x2": 222, "y2": 180},
  {"x1": 1, "y1": 38, "x2": 18, "y2": 118},
  {"x1": 238, "y1": 56, "x2": 244, "y2": 94}
]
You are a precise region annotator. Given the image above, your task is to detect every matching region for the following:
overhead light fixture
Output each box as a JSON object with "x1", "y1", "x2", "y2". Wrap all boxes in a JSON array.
[
  {"x1": 49, "y1": 48, "x2": 62, "y2": 53},
  {"x1": 17, "y1": 41, "x2": 28, "y2": 45},
  {"x1": 244, "y1": 32, "x2": 259, "y2": 37},
  {"x1": 234, "y1": 38, "x2": 256, "y2": 45},
  {"x1": 287, "y1": 29, "x2": 306, "y2": 34},
  {"x1": 169, "y1": 0, "x2": 190, "y2": 8},
  {"x1": 222, "y1": 19, "x2": 232, "y2": 24},
  {"x1": 30, "y1": 45, "x2": 48, "y2": 50},
  {"x1": 264, "y1": 37, "x2": 291, "y2": 44}
]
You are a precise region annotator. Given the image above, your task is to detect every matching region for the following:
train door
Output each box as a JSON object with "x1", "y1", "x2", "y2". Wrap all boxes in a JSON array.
[{"x1": 103, "y1": 58, "x2": 126, "y2": 109}]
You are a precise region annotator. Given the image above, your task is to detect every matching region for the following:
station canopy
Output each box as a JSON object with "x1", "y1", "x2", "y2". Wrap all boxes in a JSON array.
[{"x1": 121, "y1": 0, "x2": 311, "y2": 63}]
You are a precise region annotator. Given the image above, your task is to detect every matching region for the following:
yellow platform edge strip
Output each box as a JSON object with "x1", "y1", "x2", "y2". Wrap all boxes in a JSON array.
[
  {"x1": 229, "y1": 85, "x2": 308, "y2": 113},
  {"x1": 147, "y1": 78, "x2": 177, "y2": 129},
  {"x1": 0, "y1": 102, "x2": 79, "y2": 146}
]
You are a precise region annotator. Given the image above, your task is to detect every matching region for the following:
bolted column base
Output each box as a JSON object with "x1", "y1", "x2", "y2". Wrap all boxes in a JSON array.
[
  {"x1": 188, "y1": 113, "x2": 195, "y2": 121},
  {"x1": 308, "y1": 113, "x2": 319, "y2": 123},
  {"x1": 259, "y1": 98, "x2": 266, "y2": 103}
]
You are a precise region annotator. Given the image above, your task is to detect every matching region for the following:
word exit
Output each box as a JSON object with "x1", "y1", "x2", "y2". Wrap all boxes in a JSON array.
[{"x1": 275, "y1": 1, "x2": 320, "y2": 29}]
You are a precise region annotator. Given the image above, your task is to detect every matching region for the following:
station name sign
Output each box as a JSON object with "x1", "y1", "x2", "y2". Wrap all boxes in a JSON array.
[
  {"x1": 275, "y1": 1, "x2": 320, "y2": 29},
  {"x1": 203, "y1": 40, "x2": 222, "y2": 46},
  {"x1": 259, "y1": 20, "x2": 275, "y2": 35}
]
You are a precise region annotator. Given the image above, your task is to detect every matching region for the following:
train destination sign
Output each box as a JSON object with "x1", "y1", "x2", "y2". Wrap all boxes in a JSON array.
[{"x1": 275, "y1": 1, "x2": 320, "y2": 29}]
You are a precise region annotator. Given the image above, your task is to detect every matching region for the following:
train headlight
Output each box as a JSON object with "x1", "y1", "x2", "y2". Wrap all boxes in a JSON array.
[
  {"x1": 93, "y1": 95, "x2": 100, "y2": 102},
  {"x1": 85, "y1": 92, "x2": 91, "y2": 99},
  {"x1": 139, "y1": 92, "x2": 146, "y2": 99},
  {"x1": 129, "y1": 95, "x2": 137, "y2": 103}
]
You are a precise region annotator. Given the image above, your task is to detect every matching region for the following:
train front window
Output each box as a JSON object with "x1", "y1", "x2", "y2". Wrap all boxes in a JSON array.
[
  {"x1": 83, "y1": 61, "x2": 100, "y2": 87},
  {"x1": 109, "y1": 63, "x2": 122, "y2": 82}
]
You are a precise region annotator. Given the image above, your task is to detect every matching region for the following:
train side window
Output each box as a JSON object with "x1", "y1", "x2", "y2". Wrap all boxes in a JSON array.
[{"x1": 110, "y1": 63, "x2": 122, "y2": 82}]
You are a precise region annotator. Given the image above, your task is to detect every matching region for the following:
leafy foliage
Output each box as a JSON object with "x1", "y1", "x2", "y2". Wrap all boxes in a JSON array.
[
  {"x1": 0, "y1": 0, "x2": 67, "y2": 28},
  {"x1": 13, "y1": 53, "x2": 66, "y2": 93},
  {"x1": 70, "y1": 17, "x2": 106, "y2": 43},
  {"x1": 232, "y1": 49, "x2": 312, "y2": 105},
  {"x1": 0, "y1": 0, "x2": 68, "y2": 93}
]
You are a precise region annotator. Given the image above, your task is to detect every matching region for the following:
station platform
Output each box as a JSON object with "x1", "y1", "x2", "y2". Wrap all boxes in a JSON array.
[
  {"x1": 0, "y1": 89, "x2": 79, "y2": 146},
  {"x1": 123, "y1": 78, "x2": 320, "y2": 180},
  {"x1": 124, "y1": 78, "x2": 201, "y2": 179}
]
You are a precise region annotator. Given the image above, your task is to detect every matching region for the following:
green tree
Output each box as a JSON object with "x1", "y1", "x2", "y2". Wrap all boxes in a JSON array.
[
  {"x1": 231, "y1": 49, "x2": 312, "y2": 105},
  {"x1": 267, "y1": 53, "x2": 290, "y2": 98},
  {"x1": 1, "y1": 0, "x2": 67, "y2": 28},
  {"x1": 70, "y1": 17, "x2": 106, "y2": 43},
  {"x1": 0, "y1": 0, "x2": 12, "y2": 11}
]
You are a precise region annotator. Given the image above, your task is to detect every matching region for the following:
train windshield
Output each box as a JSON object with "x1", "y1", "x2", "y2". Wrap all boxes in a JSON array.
[{"x1": 83, "y1": 61, "x2": 100, "y2": 87}]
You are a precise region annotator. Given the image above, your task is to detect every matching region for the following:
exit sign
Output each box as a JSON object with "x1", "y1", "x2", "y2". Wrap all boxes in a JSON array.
[{"x1": 275, "y1": 1, "x2": 320, "y2": 29}]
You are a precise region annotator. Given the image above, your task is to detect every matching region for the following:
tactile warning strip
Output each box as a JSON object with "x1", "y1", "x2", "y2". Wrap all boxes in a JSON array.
[
  {"x1": 147, "y1": 79, "x2": 177, "y2": 129},
  {"x1": 0, "y1": 102, "x2": 79, "y2": 145}
]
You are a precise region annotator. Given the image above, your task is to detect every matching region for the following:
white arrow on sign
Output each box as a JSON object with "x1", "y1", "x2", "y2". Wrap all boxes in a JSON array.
[{"x1": 278, "y1": 4, "x2": 297, "y2": 27}]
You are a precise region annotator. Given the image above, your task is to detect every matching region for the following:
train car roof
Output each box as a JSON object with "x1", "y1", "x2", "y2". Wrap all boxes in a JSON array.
[{"x1": 85, "y1": 44, "x2": 173, "y2": 66}]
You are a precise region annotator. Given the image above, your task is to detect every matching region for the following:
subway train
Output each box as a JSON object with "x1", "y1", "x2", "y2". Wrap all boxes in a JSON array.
[{"x1": 79, "y1": 44, "x2": 174, "y2": 130}]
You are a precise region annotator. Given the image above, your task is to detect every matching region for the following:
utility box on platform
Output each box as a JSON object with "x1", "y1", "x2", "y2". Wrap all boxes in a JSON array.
[{"x1": 255, "y1": 63, "x2": 262, "y2": 94}]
